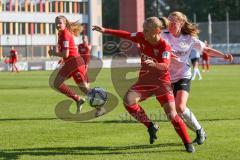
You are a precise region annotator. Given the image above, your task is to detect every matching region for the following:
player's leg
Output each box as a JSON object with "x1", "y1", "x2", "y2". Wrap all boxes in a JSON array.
[
  {"x1": 72, "y1": 67, "x2": 91, "y2": 114},
  {"x1": 52, "y1": 61, "x2": 84, "y2": 107},
  {"x1": 124, "y1": 89, "x2": 151, "y2": 128},
  {"x1": 191, "y1": 59, "x2": 197, "y2": 80},
  {"x1": 13, "y1": 63, "x2": 19, "y2": 73},
  {"x1": 195, "y1": 60, "x2": 202, "y2": 80},
  {"x1": 11, "y1": 63, "x2": 14, "y2": 72},
  {"x1": 124, "y1": 87, "x2": 158, "y2": 144},
  {"x1": 206, "y1": 59, "x2": 210, "y2": 71},
  {"x1": 175, "y1": 88, "x2": 206, "y2": 145},
  {"x1": 161, "y1": 100, "x2": 194, "y2": 152},
  {"x1": 53, "y1": 73, "x2": 81, "y2": 102},
  {"x1": 202, "y1": 59, "x2": 206, "y2": 72},
  {"x1": 76, "y1": 81, "x2": 88, "y2": 114}
]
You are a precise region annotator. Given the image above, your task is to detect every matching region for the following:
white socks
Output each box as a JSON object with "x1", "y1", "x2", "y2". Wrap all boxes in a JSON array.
[
  {"x1": 180, "y1": 107, "x2": 202, "y2": 131},
  {"x1": 192, "y1": 68, "x2": 202, "y2": 80}
]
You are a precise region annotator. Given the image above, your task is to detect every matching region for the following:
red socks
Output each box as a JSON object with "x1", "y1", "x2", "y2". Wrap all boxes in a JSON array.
[
  {"x1": 171, "y1": 115, "x2": 191, "y2": 144},
  {"x1": 125, "y1": 104, "x2": 151, "y2": 128},
  {"x1": 58, "y1": 83, "x2": 79, "y2": 101},
  {"x1": 125, "y1": 104, "x2": 191, "y2": 144}
]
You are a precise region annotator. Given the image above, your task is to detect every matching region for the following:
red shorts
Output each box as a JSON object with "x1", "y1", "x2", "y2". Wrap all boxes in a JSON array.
[
  {"x1": 9, "y1": 60, "x2": 17, "y2": 64},
  {"x1": 130, "y1": 80, "x2": 175, "y2": 106},
  {"x1": 58, "y1": 56, "x2": 87, "y2": 84},
  {"x1": 5, "y1": 58, "x2": 16, "y2": 64}
]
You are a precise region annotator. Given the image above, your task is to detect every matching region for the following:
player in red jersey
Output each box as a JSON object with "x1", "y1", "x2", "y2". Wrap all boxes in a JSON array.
[
  {"x1": 78, "y1": 35, "x2": 91, "y2": 69},
  {"x1": 78, "y1": 35, "x2": 91, "y2": 86},
  {"x1": 93, "y1": 17, "x2": 195, "y2": 152},
  {"x1": 202, "y1": 40, "x2": 210, "y2": 72},
  {"x1": 8, "y1": 47, "x2": 19, "y2": 73},
  {"x1": 48, "y1": 15, "x2": 90, "y2": 114}
]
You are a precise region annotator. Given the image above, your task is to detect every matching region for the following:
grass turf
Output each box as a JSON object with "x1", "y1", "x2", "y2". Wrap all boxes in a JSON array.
[{"x1": 0, "y1": 65, "x2": 240, "y2": 160}]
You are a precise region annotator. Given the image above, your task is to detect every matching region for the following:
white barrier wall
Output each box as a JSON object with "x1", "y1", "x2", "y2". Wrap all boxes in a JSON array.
[{"x1": 0, "y1": 57, "x2": 239, "y2": 72}]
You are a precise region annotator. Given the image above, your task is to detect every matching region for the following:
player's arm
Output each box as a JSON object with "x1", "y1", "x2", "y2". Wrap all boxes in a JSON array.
[
  {"x1": 49, "y1": 48, "x2": 69, "y2": 58},
  {"x1": 203, "y1": 47, "x2": 233, "y2": 62},
  {"x1": 193, "y1": 38, "x2": 233, "y2": 62},
  {"x1": 144, "y1": 51, "x2": 171, "y2": 71},
  {"x1": 48, "y1": 35, "x2": 70, "y2": 58},
  {"x1": 92, "y1": 25, "x2": 138, "y2": 43}
]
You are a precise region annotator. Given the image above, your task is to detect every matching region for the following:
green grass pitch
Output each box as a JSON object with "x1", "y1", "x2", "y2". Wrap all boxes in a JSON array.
[{"x1": 0, "y1": 65, "x2": 240, "y2": 160}]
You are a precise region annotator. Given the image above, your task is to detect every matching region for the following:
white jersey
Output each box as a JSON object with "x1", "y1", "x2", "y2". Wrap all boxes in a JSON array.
[{"x1": 161, "y1": 32, "x2": 205, "y2": 83}]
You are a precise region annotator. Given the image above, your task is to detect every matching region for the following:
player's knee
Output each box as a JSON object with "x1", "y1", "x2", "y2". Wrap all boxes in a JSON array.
[
  {"x1": 176, "y1": 104, "x2": 186, "y2": 114},
  {"x1": 123, "y1": 94, "x2": 135, "y2": 107},
  {"x1": 163, "y1": 103, "x2": 177, "y2": 120}
]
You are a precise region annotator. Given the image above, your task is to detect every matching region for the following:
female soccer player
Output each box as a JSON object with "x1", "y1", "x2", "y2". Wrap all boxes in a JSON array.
[
  {"x1": 160, "y1": 11, "x2": 233, "y2": 145},
  {"x1": 78, "y1": 35, "x2": 91, "y2": 69},
  {"x1": 9, "y1": 46, "x2": 19, "y2": 73},
  {"x1": 93, "y1": 17, "x2": 195, "y2": 152},
  {"x1": 78, "y1": 35, "x2": 91, "y2": 87},
  {"x1": 202, "y1": 40, "x2": 210, "y2": 72},
  {"x1": 48, "y1": 15, "x2": 89, "y2": 114}
]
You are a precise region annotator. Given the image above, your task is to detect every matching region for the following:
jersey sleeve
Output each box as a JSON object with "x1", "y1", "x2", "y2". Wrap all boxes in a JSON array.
[
  {"x1": 192, "y1": 38, "x2": 205, "y2": 54},
  {"x1": 61, "y1": 31, "x2": 71, "y2": 50},
  {"x1": 104, "y1": 29, "x2": 139, "y2": 43},
  {"x1": 154, "y1": 44, "x2": 172, "y2": 71}
]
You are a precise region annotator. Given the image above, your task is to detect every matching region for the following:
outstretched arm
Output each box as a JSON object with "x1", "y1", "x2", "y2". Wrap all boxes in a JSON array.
[
  {"x1": 92, "y1": 25, "x2": 138, "y2": 43},
  {"x1": 203, "y1": 47, "x2": 233, "y2": 62}
]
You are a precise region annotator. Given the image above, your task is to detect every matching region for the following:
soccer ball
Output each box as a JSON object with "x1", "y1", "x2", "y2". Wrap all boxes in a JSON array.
[{"x1": 87, "y1": 87, "x2": 107, "y2": 107}]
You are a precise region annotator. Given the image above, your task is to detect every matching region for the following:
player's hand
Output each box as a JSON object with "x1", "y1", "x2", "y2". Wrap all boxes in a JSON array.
[
  {"x1": 92, "y1": 25, "x2": 105, "y2": 33},
  {"x1": 224, "y1": 54, "x2": 233, "y2": 62},
  {"x1": 48, "y1": 50, "x2": 56, "y2": 56},
  {"x1": 144, "y1": 59, "x2": 156, "y2": 67}
]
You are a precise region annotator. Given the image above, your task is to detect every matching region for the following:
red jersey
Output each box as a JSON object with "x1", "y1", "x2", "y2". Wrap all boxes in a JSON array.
[
  {"x1": 58, "y1": 29, "x2": 78, "y2": 61},
  {"x1": 78, "y1": 43, "x2": 91, "y2": 65},
  {"x1": 10, "y1": 49, "x2": 17, "y2": 63},
  {"x1": 104, "y1": 29, "x2": 172, "y2": 82}
]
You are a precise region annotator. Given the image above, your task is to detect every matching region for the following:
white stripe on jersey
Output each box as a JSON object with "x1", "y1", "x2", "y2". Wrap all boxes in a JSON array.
[{"x1": 131, "y1": 32, "x2": 137, "y2": 37}]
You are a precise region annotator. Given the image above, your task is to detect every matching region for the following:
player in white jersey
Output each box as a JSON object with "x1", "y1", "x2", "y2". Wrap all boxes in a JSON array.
[
  {"x1": 190, "y1": 48, "x2": 202, "y2": 80},
  {"x1": 159, "y1": 12, "x2": 233, "y2": 145}
]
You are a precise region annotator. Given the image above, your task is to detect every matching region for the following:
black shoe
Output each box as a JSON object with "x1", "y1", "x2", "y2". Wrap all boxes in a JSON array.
[
  {"x1": 193, "y1": 128, "x2": 207, "y2": 145},
  {"x1": 184, "y1": 143, "x2": 195, "y2": 153},
  {"x1": 76, "y1": 98, "x2": 85, "y2": 114},
  {"x1": 147, "y1": 123, "x2": 159, "y2": 144}
]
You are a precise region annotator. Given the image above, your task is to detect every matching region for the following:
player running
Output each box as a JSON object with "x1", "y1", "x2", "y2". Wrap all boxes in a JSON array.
[
  {"x1": 48, "y1": 15, "x2": 89, "y2": 114},
  {"x1": 160, "y1": 11, "x2": 233, "y2": 145},
  {"x1": 93, "y1": 17, "x2": 195, "y2": 152}
]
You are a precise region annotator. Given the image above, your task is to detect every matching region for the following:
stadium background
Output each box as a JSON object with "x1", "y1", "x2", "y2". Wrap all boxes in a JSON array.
[{"x1": 0, "y1": 0, "x2": 240, "y2": 72}]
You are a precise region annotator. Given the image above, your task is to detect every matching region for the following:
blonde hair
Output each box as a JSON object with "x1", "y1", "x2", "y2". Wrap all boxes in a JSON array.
[
  {"x1": 169, "y1": 11, "x2": 199, "y2": 37},
  {"x1": 144, "y1": 16, "x2": 168, "y2": 31},
  {"x1": 159, "y1": 17, "x2": 169, "y2": 30},
  {"x1": 56, "y1": 15, "x2": 83, "y2": 36}
]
